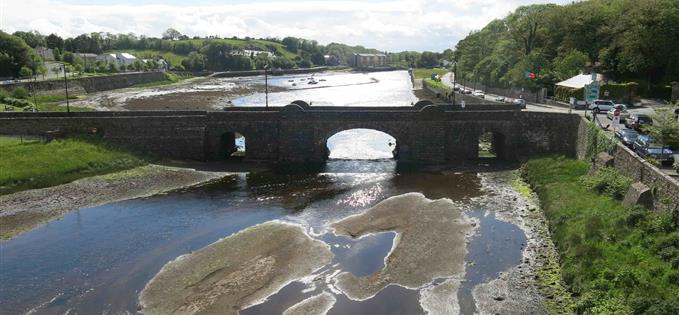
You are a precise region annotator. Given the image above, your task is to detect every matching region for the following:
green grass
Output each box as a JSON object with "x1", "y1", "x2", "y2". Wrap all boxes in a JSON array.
[
  {"x1": 129, "y1": 72, "x2": 193, "y2": 89},
  {"x1": 522, "y1": 156, "x2": 679, "y2": 314},
  {"x1": 115, "y1": 49, "x2": 186, "y2": 67},
  {"x1": 413, "y1": 68, "x2": 448, "y2": 79},
  {"x1": 0, "y1": 137, "x2": 146, "y2": 195}
]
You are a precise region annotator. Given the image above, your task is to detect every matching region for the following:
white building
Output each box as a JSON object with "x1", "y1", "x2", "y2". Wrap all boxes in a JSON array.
[
  {"x1": 96, "y1": 52, "x2": 139, "y2": 66},
  {"x1": 232, "y1": 49, "x2": 274, "y2": 58}
]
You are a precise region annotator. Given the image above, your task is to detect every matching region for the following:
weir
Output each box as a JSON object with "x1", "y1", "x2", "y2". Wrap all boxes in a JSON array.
[{"x1": 0, "y1": 104, "x2": 581, "y2": 163}]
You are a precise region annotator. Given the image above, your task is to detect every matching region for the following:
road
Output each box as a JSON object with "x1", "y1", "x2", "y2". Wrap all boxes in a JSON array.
[{"x1": 440, "y1": 72, "x2": 677, "y2": 177}]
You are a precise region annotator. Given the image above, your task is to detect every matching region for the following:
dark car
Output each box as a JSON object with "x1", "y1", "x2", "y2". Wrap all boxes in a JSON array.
[
  {"x1": 625, "y1": 113, "x2": 653, "y2": 131},
  {"x1": 614, "y1": 128, "x2": 639, "y2": 148},
  {"x1": 633, "y1": 135, "x2": 675, "y2": 166}
]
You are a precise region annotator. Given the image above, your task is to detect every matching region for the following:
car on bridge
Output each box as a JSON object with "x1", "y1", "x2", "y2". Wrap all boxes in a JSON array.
[
  {"x1": 625, "y1": 113, "x2": 653, "y2": 131},
  {"x1": 633, "y1": 134, "x2": 675, "y2": 166},
  {"x1": 588, "y1": 99, "x2": 615, "y2": 113},
  {"x1": 606, "y1": 104, "x2": 630, "y2": 121},
  {"x1": 614, "y1": 128, "x2": 639, "y2": 148},
  {"x1": 472, "y1": 90, "x2": 485, "y2": 98}
]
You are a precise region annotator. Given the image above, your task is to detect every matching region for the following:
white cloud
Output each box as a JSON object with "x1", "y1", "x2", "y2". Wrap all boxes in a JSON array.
[{"x1": 2, "y1": 0, "x2": 571, "y2": 51}]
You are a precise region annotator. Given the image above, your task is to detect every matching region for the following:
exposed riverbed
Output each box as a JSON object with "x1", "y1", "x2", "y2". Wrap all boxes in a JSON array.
[
  {"x1": 0, "y1": 159, "x2": 560, "y2": 314},
  {"x1": 67, "y1": 70, "x2": 420, "y2": 111}
]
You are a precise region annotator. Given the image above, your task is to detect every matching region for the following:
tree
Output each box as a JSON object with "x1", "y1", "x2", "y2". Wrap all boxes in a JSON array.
[
  {"x1": 162, "y1": 28, "x2": 182, "y2": 41},
  {"x1": 642, "y1": 108, "x2": 679, "y2": 153},
  {"x1": 12, "y1": 31, "x2": 45, "y2": 48},
  {"x1": 282, "y1": 37, "x2": 299, "y2": 52},
  {"x1": 37, "y1": 65, "x2": 47, "y2": 79},
  {"x1": 46, "y1": 33, "x2": 64, "y2": 50},
  {"x1": 19, "y1": 66, "x2": 33, "y2": 78},
  {"x1": 418, "y1": 51, "x2": 439, "y2": 68},
  {"x1": 0, "y1": 31, "x2": 39, "y2": 77}
]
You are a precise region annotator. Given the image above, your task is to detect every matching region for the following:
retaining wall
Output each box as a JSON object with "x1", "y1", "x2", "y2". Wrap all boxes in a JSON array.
[
  {"x1": 1, "y1": 72, "x2": 167, "y2": 94},
  {"x1": 576, "y1": 117, "x2": 679, "y2": 212}
]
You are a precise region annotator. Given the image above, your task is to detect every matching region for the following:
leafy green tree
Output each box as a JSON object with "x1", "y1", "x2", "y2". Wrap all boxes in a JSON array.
[
  {"x1": 0, "y1": 31, "x2": 39, "y2": 77},
  {"x1": 282, "y1": 37, "x2": 299, "y2": 52},
  {"x1": 37, "y1": 65, "x2": 47, "y2": 79},
  {"x1": 553, "y1": 50, "x2": 589, "y2": 81},
  {"x1": 46, "y1": 33, "x2": 64, "y2": 50},
  {"x1": 19, "y1": 66, "x2": 33, "y2": 78},
  {"x1": 162, "y1": 28, "x2": 182, "y2": 41},
  {"x1": 642, "y1": 108, "x2": 679, "y2": 151},
  {"x1": 12, "y1": 31, "x2": 46, "y2": 48},
  {"x1": 181, "y1": 51, "x2": 206, "y2": 71}
]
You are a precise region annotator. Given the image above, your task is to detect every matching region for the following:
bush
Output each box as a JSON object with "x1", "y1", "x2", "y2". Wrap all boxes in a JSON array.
[
  {"x1": 11, "y1": 87, "x2": 29, "y2": 99},
  {"x1": 600, "y1": 82, "x2": 638, "y2": 104},
  {"x1": 580, "y1": 167, "x2": 632, "y2": 199},
  {"x1": 585, "y1": 122, "x2": 618, "y2": 159},
  {"x1": 555, "y1": 85, "x2": 584, "y2": 102}
]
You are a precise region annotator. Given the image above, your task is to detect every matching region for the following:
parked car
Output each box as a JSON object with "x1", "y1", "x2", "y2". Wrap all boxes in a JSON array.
[
  {"x1": 625, "y1": 113, "x2": 653, "y2": 131},
  {"x1": 614, "y1": 128, "x2": 639, "y2": 148},
  {"x1": 513, "y1": 98, "x2": 526, "y2": 109},
  {"x1": 606, "y1": 104, "x2": 630, "y2": 121},
  {"x1": 494, "y1": 95, "x2": 505, "y2": 102},
  {"x1": 463, "y1": 89, "x2": 473, "y2": 94},
  {"x1": 472, "y1": 90, "x2": 485, "y2": 97},
  {"x1": 588, "y1": 99, "x2": 615, "y2": 113},
  {"x1": 633, "y1": 134, "x2": 675, "y2": 166}
]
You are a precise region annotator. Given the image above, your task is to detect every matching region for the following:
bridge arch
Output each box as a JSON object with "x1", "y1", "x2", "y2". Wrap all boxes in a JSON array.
[
  {"x1": 318, "y1": 125, "x2": 408, "y2": 161},
  {"x1": 474, "y1": 128, "x2": 510, "y2": 160}
]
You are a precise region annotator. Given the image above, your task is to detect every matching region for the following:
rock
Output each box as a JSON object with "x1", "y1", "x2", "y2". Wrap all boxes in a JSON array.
[
  {"x1": 588, "y1": 152, "x2": 615, "y2": 175},
  {"x1": 622, "y1": 182, "x2": 654, "y2": 209}
]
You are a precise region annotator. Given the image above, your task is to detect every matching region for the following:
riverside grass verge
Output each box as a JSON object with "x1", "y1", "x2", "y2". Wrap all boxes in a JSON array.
[
  {"x1": 0, "y1": 136, "x2": 145, "y2": 195},
  {"x1": 413, "y1": 68, "x2": 448, "y2": 79},
  {"x1": 521, "y1": 156, "x2": 679, "y2": 314}
]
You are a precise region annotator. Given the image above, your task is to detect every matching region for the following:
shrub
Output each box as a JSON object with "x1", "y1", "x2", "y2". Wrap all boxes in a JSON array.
[
  {"x1": 11, "y1": 87, "x2": 29, "y2": 99},
  {"x1": 585, "y1": 122, "x2": 617, "y2": 159},
  {"x1": 580, "y1": 167, "x2": 632, "y2": 199}
]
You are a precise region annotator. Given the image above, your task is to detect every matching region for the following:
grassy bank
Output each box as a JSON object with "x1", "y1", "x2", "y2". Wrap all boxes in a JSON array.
[
  {"x1": 0, "y1": 137, "x2": 145, "y2": 195},
  {"x1": 413, "y1": 68, "x2": 448, "y2": 79},
  {"x1": 522, "y1": 156, "x2": 679, "y2": 314},
  {"x1": 129, "y1": 71, "x2": 194, "y2": 89}
]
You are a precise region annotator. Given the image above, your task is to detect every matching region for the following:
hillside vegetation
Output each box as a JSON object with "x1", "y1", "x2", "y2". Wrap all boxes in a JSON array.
[
  {"x1": 0, "y1": 137, "x2": 145, "y2": 194},
  {"x1": 522, "y1": 157, "x2": 679, "y2": 314},
  {"x1": 455, "y1": 0, "x2": 679, "y2": 98}
]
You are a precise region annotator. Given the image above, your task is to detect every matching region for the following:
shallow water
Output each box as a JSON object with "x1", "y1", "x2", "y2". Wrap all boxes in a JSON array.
[
  {"x1": 0, "y1": 158, "x2": 529, "y2": 314},
  {"x1": 230, "y1": 70, "x2": 418, "y2": 107}
]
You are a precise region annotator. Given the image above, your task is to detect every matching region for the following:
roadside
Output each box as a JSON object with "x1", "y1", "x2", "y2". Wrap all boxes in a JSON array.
[
  {"x1": 0, "y1": 164, "x2": 231, "y2": 240},
  {"x1": 522, "y1": 156, "x2": 679, "y2": 314}
]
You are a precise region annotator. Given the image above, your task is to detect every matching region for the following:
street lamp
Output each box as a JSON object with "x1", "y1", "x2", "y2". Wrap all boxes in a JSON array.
[
  {"x1": 452, "y1": 61, "x2": 457, "y2": 106},
  {"x1": 60, "y1": 63, "x2": 70, "y2": 114},
  {"x1": 264, "y1": 64, "x2": 269, "y2": 110}
]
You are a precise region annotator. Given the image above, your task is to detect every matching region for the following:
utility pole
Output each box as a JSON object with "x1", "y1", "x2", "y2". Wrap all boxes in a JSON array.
[
  {"x1": 452, "y1": 62, "x2": 457, "y2": 106},
  {"x1": 62, "y1": 63, "x2": 70, "y2": 114},
  {"x1": 264, "y1": 64, "x2": 269, "y2": 110}
]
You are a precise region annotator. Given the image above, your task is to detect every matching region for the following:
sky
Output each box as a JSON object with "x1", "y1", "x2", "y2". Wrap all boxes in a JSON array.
[{"x1": 2, "y1": 0, "x2": 572, "y2": 52}]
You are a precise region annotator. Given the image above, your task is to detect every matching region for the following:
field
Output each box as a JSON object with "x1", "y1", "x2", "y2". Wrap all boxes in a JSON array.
[
  {"x1": 522, "y1": 156, "x2": 679, "y2": 314},
  {"x1": 0, "y1": 137, "x2": 145, "y2": 194},
  {"x1": 413, "y1": 68, "x2": 448, "y2": 79}
]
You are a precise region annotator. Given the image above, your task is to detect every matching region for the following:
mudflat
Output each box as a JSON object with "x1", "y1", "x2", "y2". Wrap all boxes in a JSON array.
[
  {"x1": 139, "y1": 221, "x2": 333, "y2": 315},
  {"x1": 330, "y1": 192, "x2": 474, "y2": 300}
]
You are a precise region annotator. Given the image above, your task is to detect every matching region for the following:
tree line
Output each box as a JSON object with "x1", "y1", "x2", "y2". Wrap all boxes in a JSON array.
[
  {"x1": 1, "y1": 28, "x2": 452, "y2": 78},
  {"x1": 454, "y1": 0, "x2": 679, "y2": 98}
]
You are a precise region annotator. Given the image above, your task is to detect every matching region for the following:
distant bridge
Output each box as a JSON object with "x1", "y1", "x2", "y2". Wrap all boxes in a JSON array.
[{"x1": 0, "y1": 102, "x2": 581, "y2": 164}]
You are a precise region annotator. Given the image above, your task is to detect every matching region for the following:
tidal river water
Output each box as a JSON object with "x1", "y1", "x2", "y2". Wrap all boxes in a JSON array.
[{"x1": 1, "y1": 71, "x2": 537, "y2": 314}]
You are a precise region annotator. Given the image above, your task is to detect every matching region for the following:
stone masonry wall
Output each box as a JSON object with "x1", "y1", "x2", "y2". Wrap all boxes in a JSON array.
[
  {"x1": 1, "y1": 72, "x2": 167, "y2": 95},
  {"x1": 575, "y1": 117, "x2": 679, "y2": 212},
  {"x1": 0, "y1": 109, "x2": 582, "y2": 164}
]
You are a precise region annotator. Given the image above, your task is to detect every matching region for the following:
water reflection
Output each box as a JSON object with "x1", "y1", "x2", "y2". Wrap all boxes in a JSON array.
[
  {"x1": 231, "y1": 71, "x2": 417, "y2": 107},
  {"x1": 327, "y1": 129, "x2": 396, "y2": 160},
  {"x1": 1, "y1": 162, "x2": 519, "y2": 314}
]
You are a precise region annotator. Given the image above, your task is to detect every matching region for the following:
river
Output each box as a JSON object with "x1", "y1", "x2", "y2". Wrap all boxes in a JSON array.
[{"x1": 1, "y1": 71, "x2": 545, "y2": 314}]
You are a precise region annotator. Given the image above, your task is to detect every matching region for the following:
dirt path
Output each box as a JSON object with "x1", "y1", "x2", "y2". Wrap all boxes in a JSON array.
[{"x1": 0, "y1": 164, "x2": 230, "y2": 240}]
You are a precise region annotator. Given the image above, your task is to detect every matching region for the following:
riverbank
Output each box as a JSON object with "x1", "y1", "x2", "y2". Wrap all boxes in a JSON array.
[
  {"x1": 0, "y1": 136, "x2": 145, "y2": 195},
  {"x1": 521, "y1": 156, "x2": 679, "y2": 314},
  {"x1": 0, "y1": 164, "x2": 231, "y2": 240}
]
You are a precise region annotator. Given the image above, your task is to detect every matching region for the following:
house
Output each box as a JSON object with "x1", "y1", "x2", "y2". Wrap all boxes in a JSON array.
[
  {"x1": 232, "y1": 49, "x2": 274, "y2": 58},
  {"x1": 75, "y1": 53, "x2": 98, "y2": 65},
  {"x1": 555, "y1": 73, "x2": 604, "y2": 89},
  {"x1": 350, "y1": 53, "x2": 387, "y2": 68},
  {"x1": 34, "y1": 47, "x2": 54, "y2": 61},
  {"x1": 96, "y1": 52, "x2": 139, "y2": 67}
]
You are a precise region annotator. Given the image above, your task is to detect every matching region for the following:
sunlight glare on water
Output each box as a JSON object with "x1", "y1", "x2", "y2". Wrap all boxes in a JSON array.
[{"x1": 327, "y1": 129, "x2": 396, "y2": 160}]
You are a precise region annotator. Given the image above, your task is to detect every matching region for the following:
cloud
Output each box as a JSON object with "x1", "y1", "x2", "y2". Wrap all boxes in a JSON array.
[{"x1": 2, "y1": 0, "x2": 570, "y2": 51}]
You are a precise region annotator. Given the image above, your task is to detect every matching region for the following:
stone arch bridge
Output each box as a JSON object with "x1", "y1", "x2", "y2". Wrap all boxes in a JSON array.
[{"x1": 0, "y1": 103, "x2": 581, "y2": 164}]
